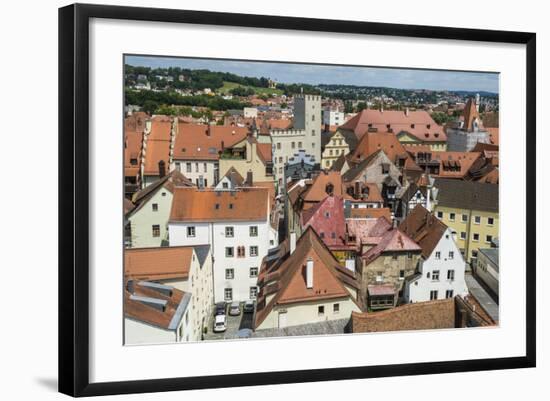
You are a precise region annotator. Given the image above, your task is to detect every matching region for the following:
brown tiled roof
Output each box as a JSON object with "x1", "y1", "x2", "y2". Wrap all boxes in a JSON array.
[
  {"x1": 124, "y1": 246, "x2": 194, "y2": 281},
  {"x1": 143, "y1": 116, "x2": 172, "y2": 176},
  {"x1": 255, "y1": 227, "x2": 359, "y2": 328},
  {"x1": 351, "y1": 298, "x2": 456, "y2": 333},
  {"x1": 346, "y1": 217, "x2": 392, "y2": 247},
  {"x1": 174, "y1": 123, "x2": 248, "y2": 161},
  {"x1": 170, "y1": 187, "x2": 269, "y2": 222},
  {"x1": 349, "y1": 131, "x2": 421, "y2": 171},
  {"x1": 342, "y1": 181, "x2": 384, "y2": 204},
  {"x1": 301, "y1": 171, "x2": 344, "y2": 206},
  {"x1": 256, "y1": 143, "x2": 273, "y2": 163},
  {"x1": 124, "y1": 280, "x2": 189, "y2": 330},
  {"x1": 362, "y1": 227, "x2": 421, "y2": 263},
  {"x1": 486, "y1": 127, "x2": 499, "y2": 145},
  {"x1": 124, "y1": 198, "x2": 135, "y2": 215},
  {"x1": 301, "y1": 195, "x2": 347, "y2": 249},
  {"x1": 408, "y1": 149, "x2": 482, "y2": 179},
  {"x1": 124, "y1": 113, "x2": 148, "y2": 178},
  {"x1": 340, "y1": 109, "x2": 446, "y2": 142},
  {"x1": 348, "y1": 207, "x2": 391, "y2": 220},
  {"x1": 398, "y1": 205, "x2": 447, "y2": 259}
]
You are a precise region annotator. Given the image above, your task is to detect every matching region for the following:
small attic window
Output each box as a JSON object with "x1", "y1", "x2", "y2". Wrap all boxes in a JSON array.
[
  {"x1": 411, "y1": 124, "x2": 415, "y2": 129},
  {"x1": 427, "y1": 124, "x2": 431, "y2": 129},
  {"x1": 325, "y1": 212, "x2": 330, "y2": 218},
  {"x1": 425, "y1": 133, "x2": 429, "y2": 137},
  {"x1": 434, "y1": 133, "x2": 440, "y2": 138},
  {"x1": 181, "y1": 147, "x2": 186, "y2": 152},
  {"x1": 215, "y1": 203, "x2": 220, "y2": 209},
  {"x1": 130, "y1": 158, "x2": 138, "y2": 165},
  {"x1": 229, "y1": 203, "x2": 234, "y2": 209}
]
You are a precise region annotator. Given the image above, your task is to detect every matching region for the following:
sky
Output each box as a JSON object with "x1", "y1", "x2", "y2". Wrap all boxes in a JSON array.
[{"x1": 125, "y1": 55, "x2": 499, "y2": 94}]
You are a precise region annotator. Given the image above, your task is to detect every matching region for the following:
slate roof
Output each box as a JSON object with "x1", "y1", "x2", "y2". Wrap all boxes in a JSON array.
[{"x1": 434, "y1": 178, "x2": 499, "y2": 212}]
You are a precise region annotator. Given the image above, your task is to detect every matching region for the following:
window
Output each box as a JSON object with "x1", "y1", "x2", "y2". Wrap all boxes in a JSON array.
[
  {"x1": 474, "y1": 215, "x2": 481, "y2": 224},
  {"x1": 312, "y1": 129, "x2": 316, "y2": 136},
  {"x1": 298, "y1": 141, "x2": 302, "y2": 148},
  {"x1": 487, "y1": 217, "x2": 494, "y2": 226},
  {"x1": 376, "y1": 272, "x2": 384, "y2": 282},
  {"x1": 462, "y1": 214, "x2": 468, "y2": 222},
  {"x1": 449, "y1": 213, "x2": 456, "y2": 221},
  {"x1": 320, "y1": 232, "x2": 325, "y2": 238},
  {"x1": 225, "y1": 247, "x2": 234, "y2": 257},
  {"x1": 291, "y1": 142, "x2": 296, "y2": 149},
  {"x1": 318, "y1": 305, "x2": 325, "y2": 316},
  {"x1": 407, "y1": 252, "x2": 413, "y2": 259},
  {"x1": 215, "y1": 203, "x2": 220, "y2": 209},
  {"x1": 277, "y1": 143, "x2": 281, "y2": 150},
  {"x1": 473, "y1": 233, "x2": 480, "y2": 242},
  {"x1": 486, "y1": 235, "x2": 493, "y2": 243},
  {"x1": 225, "y1": 269, "x2": 234, "y2": 280},
  {"x1": 279, "y1": 157, "x2": 283, "y2": 163},
  {"x1": 432, "y1": 270, "x2": 440, "y2": 281},
  {"x1": 448, "y1": 251, "x2": 454, "y2": 260},
  {"x1": 222, "y1": 182, "x2": 229, "y2": 189},
  {"x1": 229, "y1": 203, "x2": 234, "y2": 209},
  {"x1": 249, "y1": 226, "x2": 258, "y2": 237},
  {"x1": 460, "y1": 231, "x2": 467, "y2": 240},
  {"x1": 312, "y1": 114, "x2": 315, "y2": 122},
  {"x1": 195, "y1": 163, "x2": 199, "y2": 173},
  {"x1": 250, "y1": 267, "x2": 258, "y2": 278},
  {"x1": 224, "y1": 288, "x2": 233, "y2": 301},
  {"x1": 152, "y1": 225, "x2": 160, "y2": 237},
  {"x1": 186, "y1": 163, "x2": 192, "y2": 173},
  {"x1": 175, "y1": 162, "x2": 181, "y2": 171},
  {"x1": 437, "y1": 211, "x2": 443, "y2": 219},
  {"x1": 447, "y1": 270, "x2": 455, "y2": 280},
  {"x1": 430, "y1": 290, "x2": 438, "y2": 300},
  {"x1": 250, "y1": 286, "x2": 258, "y2": 299},
  {"x1": 130, "y1": 158, "x2": 138, "y2": 166},
  {"x1": 225, "y1": 226, "x2": 234, "y2": 237},
  {"x1": 392, "y1": 254, "x2": 398, "y2": 260},
  {"x1": 435, "y1": 251, "x2": 441, "y2": 260},
  {"x1": 187, "y1": 226, "x2": 196, "y2": 237},
  {"x1": 381, "y1": 164, "x2": 389, "y2": 174},
  {"x1": 203, "y1": 163, "x2": 207, "y2": 172},
  {"x1": 446, "y1": 289, "x2": 454, "y2": 299},
  {"x1": 250, "y1": 246, "x2": 258, "y2": 257},
  {"x1": 152, "y1": 203, "x2": 158, "y2": 212},
  {"x1": 399, "y1": 270, "x2": 405, "y2": 280},
  {"x1": 237, "y1": 246, "x2": 245, "y2": 258},
  {"x1": 472, "y1": 250, "x2": 478, "y2": 259},
  {"x1": 333, "y1": 303, "x2": 340, "y2": 314},
  {"x1": 312, "y1": 142, "x2": 315, "y2": 148}
]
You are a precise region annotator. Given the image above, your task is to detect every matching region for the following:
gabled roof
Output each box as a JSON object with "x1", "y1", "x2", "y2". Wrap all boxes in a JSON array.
[
  {"x1": 125, "y1": 246, "x2": 195, "y2": 281},
  {"x1": 124, "y1": 113, "x2": 147, "y2": 178},
  {"x1": 170, "y1": 187, "x2": 269, "y2": 222},
  {"x1": 398, "y1": 205, "x2": 448, "y2": 259},
  {"x1": 462, "y1": 98, "x2": 481, "y2": 132},
  {"x1": 255, "y1": 227, "x2": 359, "y2": 328},
  {"x1": 399, "y1": 183, "x2": 427, "y2": 203},
  {"x1": 434, "y1": 178, "x2": 499, "y2": 212},
  {"x1": 341, "y1": 149, "x2": 387, "y2": 182},
  {"x1": 301, "y1": 171, "x2": 345, "y2": 206},
  {"x1": 362, "y1": 226, "x2": 421, "y2": 263},
  {"x1": 221, "y1": 167, "x2": 245, "y2": 187},
  {"x1": 346, "y1": 217, "x2": 392, "y2": 246}
]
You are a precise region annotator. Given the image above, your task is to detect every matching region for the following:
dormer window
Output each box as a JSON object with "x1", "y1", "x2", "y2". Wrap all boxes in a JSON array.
[
  {"x1": 325, "y1": 183, "x2": 334, "y2": 195},
  {"x1": 411, "y1": 124, "x2": 415, "y2": 129},
  {"x1": 130, "y1": 158, "x2": 138, "y2": 165}
]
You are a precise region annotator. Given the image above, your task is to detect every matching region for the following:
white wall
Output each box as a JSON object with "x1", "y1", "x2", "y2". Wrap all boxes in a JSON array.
[
  {"x1": 169, "y1": 219, "x2": 270, "y2": 302},
  {"x1": 171, "y1": 159, "x2": 217, "y2": 187},
  {"x1": 406, "y1": 228, "x2": 468, "y2": 303},
  {"x1": 4, "y1": 1, "x2": 547, "y2": 401}
]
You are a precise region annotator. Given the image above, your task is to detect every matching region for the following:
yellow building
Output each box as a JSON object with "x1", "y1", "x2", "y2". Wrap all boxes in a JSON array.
[
  {"x1": 432, "y1": 179, "x2": 499, "y2": 264},
  {"x1": 397, "y1": 131, "x2": 447, "y2": 151},
  {"x1": 321, "y1": 131, "x2": 350, "y2": 169},
  {"x1": 218, "y1": 135, "x2": 274, "y2": 183}
]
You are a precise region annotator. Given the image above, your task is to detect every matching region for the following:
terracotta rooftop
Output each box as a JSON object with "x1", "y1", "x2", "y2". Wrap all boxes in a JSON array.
[
  {"x1": 124, "y1": 113, "x2": 148, "y2": 178},
  {"x1": 301, "y1": 171, "x2": 345, "y2": 207},
  {"x1": 301, "y1": 195, "x2": 348, "y2": 249},
  {"x1": 170, "y1": 187, "x2": 269, "y2": 222},
  {"x1": 125, "y1": 280, "x2": 191, "y2": 330},
  {"x1": 346, "y1": 217, "x2": 392, "y2": 247},
  {"x1": 143, "y1": 116, "x2": 172, "y2": 176},
  {"x1": 340, "y1": 109, "x2": 446, "y2": 142},
  {"x1": 362, "y1": 226, "x2": 421, "y2": 263},
  {"x1": 255, "y1": 227, "x2": 360, "y2": 328},
  {"x1": 409, "y1": 150, "x2": 482, "y2": 179},
  {"x1": 174, "y1": 123, "x2": 248, "y2": 161},
  {"x1": 124, "y1": 246, "x2": 197, "y2": 281},
  {"x1": 462, "y1": 98, "x2": 482, "y2": 132},
  {"x1": 399, "y1": 205, "x2": 448, "y2": 259}
]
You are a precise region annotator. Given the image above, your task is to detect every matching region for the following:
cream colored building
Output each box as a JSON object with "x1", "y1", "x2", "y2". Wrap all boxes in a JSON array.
[
  {"x1": 255, "y1": 228, "x2": 361, "y2": 331},
  {"x1": 218, "y1": 136, "x2": 274, "y2": 184},
  {"x1": 321, "y1": 131, "x2": 350, "y2": 169}
]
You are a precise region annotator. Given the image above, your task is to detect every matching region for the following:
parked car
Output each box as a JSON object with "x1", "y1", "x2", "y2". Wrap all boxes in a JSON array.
[
  {"x1": 213, "y1": 314, "x2": 227, "y2": 332},
  {"x1": 228, "y1": 301, "x2": 241, "y2": 316},
  {"x1": 215, "y1": 302, "x2": 226, "y2": 316},
  {"x1": 243, "y1": 300, "x2": 255, "y2": 314}
]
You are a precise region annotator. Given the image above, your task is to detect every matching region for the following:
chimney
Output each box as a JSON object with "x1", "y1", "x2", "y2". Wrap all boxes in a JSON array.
[
  {"x1": 306, "y1": 257, "x2": 314, "y2": 289},
  {"x1": 158, "y1": 160, "x2": 166, "y2": 178},
  {"x1": 405, "y1": 107, "x2": 409, "y2": 116},
  {"x1": 206, "y1": 125, "x2": 211, "y2": 137},
  {"x1": 246, "y1": 170, "x2": 253, "y2": 186},
  {"x1": 290, "y1": 231, "x2": 297, "y2": 255}
]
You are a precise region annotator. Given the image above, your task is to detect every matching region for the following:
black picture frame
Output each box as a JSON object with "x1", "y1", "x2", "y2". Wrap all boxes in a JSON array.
[{"x1": 58, "y1": 3, "x2": 536, "y2": 397}]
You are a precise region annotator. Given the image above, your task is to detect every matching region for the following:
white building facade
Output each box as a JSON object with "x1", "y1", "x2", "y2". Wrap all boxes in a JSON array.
[{"x1": 405, "y1": 227, "x2": 469, "y2": 303}]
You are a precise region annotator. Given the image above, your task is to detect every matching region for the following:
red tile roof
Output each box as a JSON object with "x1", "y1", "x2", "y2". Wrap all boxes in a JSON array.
[
  {"x1": 124, "y1": 246, "x2": 194, "y2": 281},
  {"x1": 170, "y1": 187, "x2": 269, "y2": 222},
  {"x1": 341, "y1": 109, "x2": 446, "y2": 142},
  {"x1": 255, "y1": 227, "x2": 359, "y2": 328},
  {"x1": 362, "y1": 226, "x2": 421, "y2": 263},
  {"x1": 301, "y1": 195, "x2": 347, "y2": 249},
  {"x1": 174, "y1": 123, "x2": 248, "y2": 161},
  {"x1": 143, "y1": 116, "x2": 172, "y2": 176},
  {"x1": 124, "y1": 113, "x2": 148, "y2": 178}
]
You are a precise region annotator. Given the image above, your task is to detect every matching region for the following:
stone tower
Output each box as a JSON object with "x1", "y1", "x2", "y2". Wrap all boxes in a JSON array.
[{"x1": 293, "y1": 94, "x2": 321, "y2": 161}]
